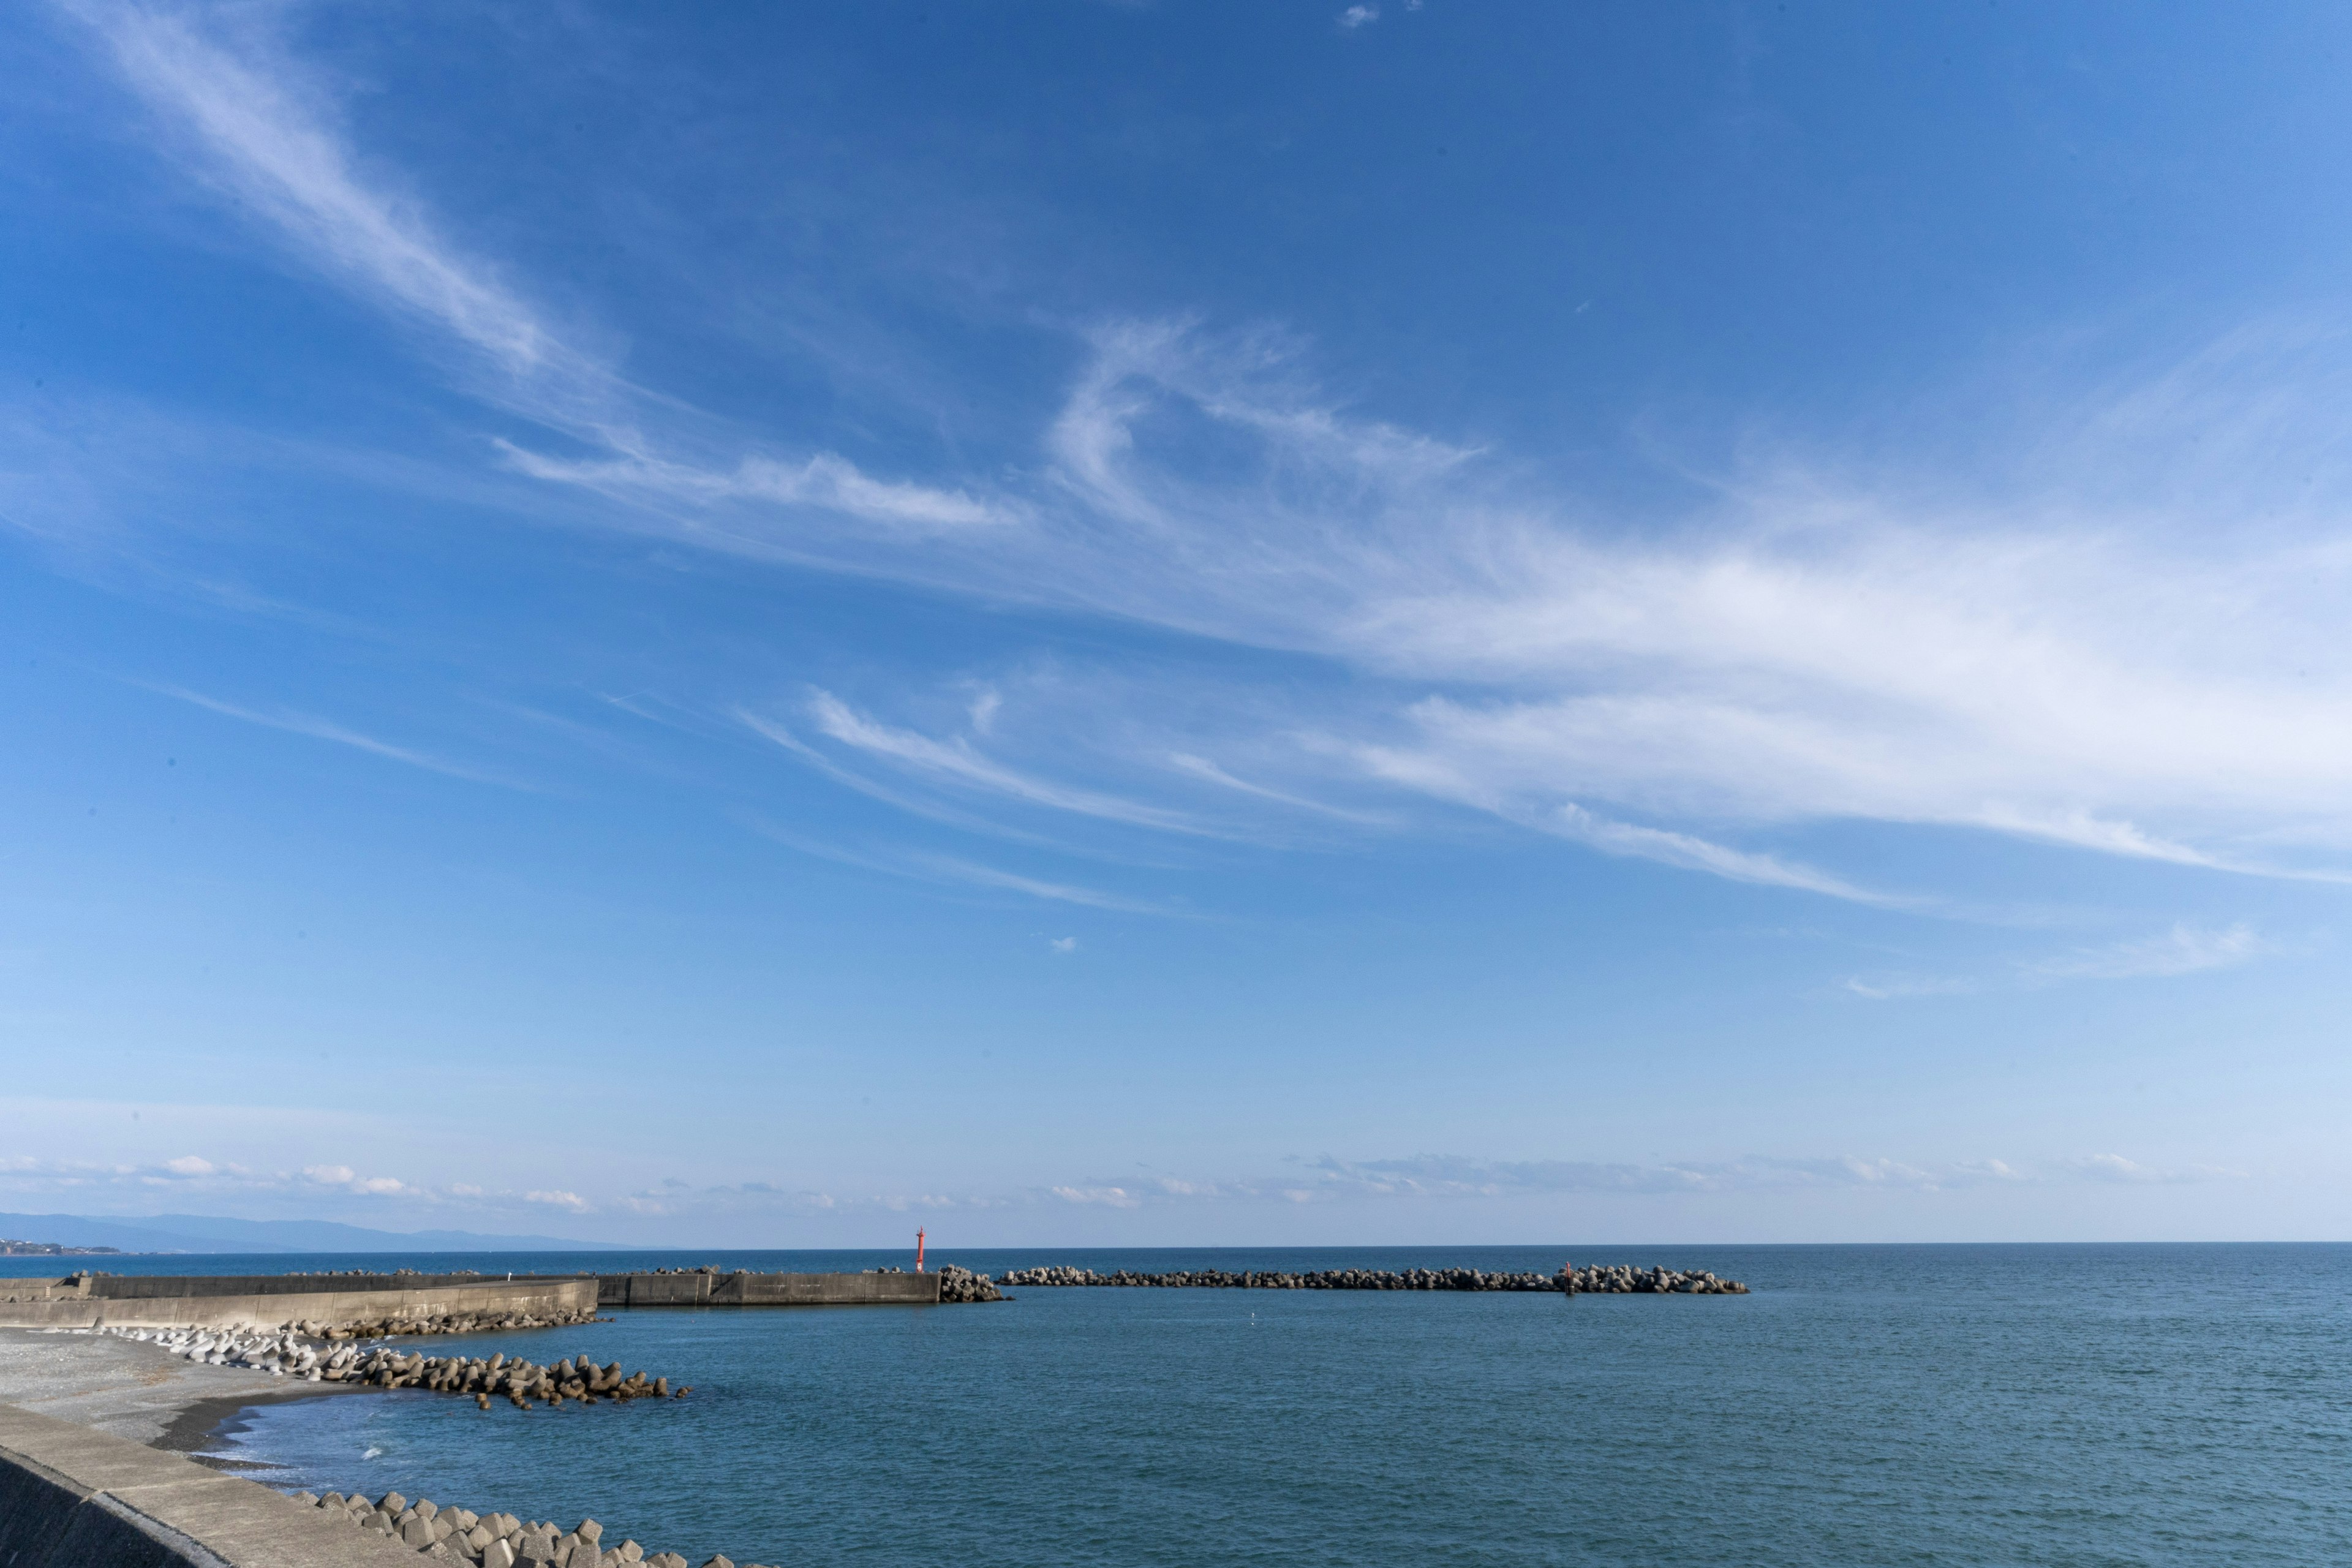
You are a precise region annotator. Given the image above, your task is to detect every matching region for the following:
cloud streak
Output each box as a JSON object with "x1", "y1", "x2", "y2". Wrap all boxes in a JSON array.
[
  {"x1": 143, "y1": 684, "x2": 526, "y2": 788},
  {"x1": 64, "y1": 5, "x2": 2352, "y2": 907},
  {"x1": 700, "y1": 323, "x2": 2352, "y2": 903},
  {"x1": 1846, "y1": 921, "x2": 2269, "y2": 999},
  {"x1": 2026, "y1": 922, "x2": 2264, "y2": 982},
  {"x1": 64, "y1": 0, "x2": 1003, "y2": 542},
  {"x1": 745, "y1": 816, "x2": 1184, "y2": 917},
  {"x1": 66, "y1": 0, "x2": 554, "y2": 377}
]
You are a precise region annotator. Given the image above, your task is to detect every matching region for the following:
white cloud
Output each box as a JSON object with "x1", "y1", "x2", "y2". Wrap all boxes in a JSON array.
[
  {"x1": 1545, "y1": 803, "x2": 1894, "y2": 903},
  {"x1": 1050, "y1": 1185, "x2": 1142, "y2": 1207},
  {"x1": 69, "y1": 4, "x2": 2352, "y2": 904},
  {"x1": 64, "y1": 0, "x2": 553, "y2": 377},
  {"x1": 1049, "y1": 935, "x2": 1078, "y2": 952},
  {"x1": 745, "y1": 816, "x2": 1182, "y2": 916},
  {"x1": 1000, "y1": 1152, "x2": 2246, "y2": 1207},
  {"x1": 145, "y1": 684, "x2": 526, "y2": 789},
  {"x1": 799, "y1": 691, "x2": 1210, "y2": 836},
  {"x1": 161, "y1": 1155, "x2": 215, "y2": 1177},
  {"x1": 909, "y1": 854, "x2": 1175, "y2": 914},
  {"x1": 1843, "y1": 974, "x2": 1980, "y2": 1001},
  {"x1": 495, "y1": 445, "x2": 1008, "y2": 533},
  {"x1": 2026, "y1": 922, "x2": 2264, "y2": 982},
  {"x1": 67, "y1": 1, "x2": 992, "y2": 540},
  {"x1": 1293, "y1": 1152, "x2": 2234, "y2": 1196},
  {"x1": 1847, "y1": 922, "x2": 2266, "y2": 999},
  {"x1": 524, "y1": 1189, "x2": 590, "y2": 1212},
  {"x1": 1338, "y1": 5, "x2": 1380, "y2": 28},
  {"x1": 709, "y1": 322, "x2": 2352, "y2": 903}
]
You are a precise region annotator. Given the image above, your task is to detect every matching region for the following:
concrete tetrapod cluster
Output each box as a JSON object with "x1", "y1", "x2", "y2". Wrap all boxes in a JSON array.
[
  {"x1": 1568, "y1": 1264, "x2": 1746, "y2": 1294},
  {"x1": 325, "y1": 1346, "x2": 687, "y2": 1405},
  {"x1": 317, "y1": 1308, "x2": 604, "y2": 1338},
  {"x1": 94, "y1": 1324, "x2": 334, "y2": 1376},
  {"x1": 996, "y1": 1262, "x2": 1749, "y2": 1294},
  {"x1": 933, "y1": 1264, "x2": 1004, "y2": 1302},
  {"x1": 293, "y1": 1490, "x2": 763, "y2": 1568}
]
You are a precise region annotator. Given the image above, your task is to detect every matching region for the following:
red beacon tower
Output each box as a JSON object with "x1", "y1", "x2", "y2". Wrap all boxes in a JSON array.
[{"x1": 915, "y1": 1228, "x2": 927, "y2": 1273}]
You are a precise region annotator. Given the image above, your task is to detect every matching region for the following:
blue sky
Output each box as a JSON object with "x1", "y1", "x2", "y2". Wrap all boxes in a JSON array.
[{"x1": 6, "y1": 1, "x2": 2351, "y2": 1246}]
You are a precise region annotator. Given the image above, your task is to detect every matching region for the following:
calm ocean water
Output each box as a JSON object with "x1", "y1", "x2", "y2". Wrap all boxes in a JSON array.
[{"x1": 20, "y1": 1245, "x2": 2352, "y2": 1566}]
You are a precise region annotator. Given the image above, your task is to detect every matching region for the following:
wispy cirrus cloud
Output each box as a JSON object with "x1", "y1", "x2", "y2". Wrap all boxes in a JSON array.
[
  {"x1": 696, "y1": 322, "x2": 2352, "y2": 905},
  {"x1": 798, "y1": 690, "x2": 1212, "y2": 837},
  {"x1": 59, "y1": 2, "x2": 2352, "y2": 912},
  {"x1": 1845, "y1": 921, "x2": 2269, "y2": 1000},
  {"x1": 141, "y1": 684, "x2": 528, "y2": 789},
  {"x1": 744, "y1": 816, "x2": 1184, "y2": 917},
  {"x1": 58, "y1": 0, "x2": 990, "y2": 537},
  {"x1": 2025, "y1": 922, "x2": 2264, "y2": 982},
  {"x1": 61, "y1": 0, "x2": 557, "y2": 379},
  {"x1": 495, "y1": 445, "x2": 1008, "y2": 534}
]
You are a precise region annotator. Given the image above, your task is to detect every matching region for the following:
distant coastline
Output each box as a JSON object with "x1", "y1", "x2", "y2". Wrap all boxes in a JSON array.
[{"x1": 0, "y1": 1240, "x2": 126, "y2": 1257}]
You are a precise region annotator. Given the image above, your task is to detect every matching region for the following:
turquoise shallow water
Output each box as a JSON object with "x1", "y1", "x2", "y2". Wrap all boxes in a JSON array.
[{"x1": 36, "y1": 1244, "x2": 2352, "y2": 1566}]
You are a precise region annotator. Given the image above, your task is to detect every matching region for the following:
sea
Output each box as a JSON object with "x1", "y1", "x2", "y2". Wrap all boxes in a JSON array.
[{"x1": 9, "y1": 1243, "x2": 2350, "y2": 1566}]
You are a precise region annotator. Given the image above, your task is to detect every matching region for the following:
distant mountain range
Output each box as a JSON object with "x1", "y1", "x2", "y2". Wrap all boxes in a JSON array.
[{"x1": 0, "y1": 1212, "x2": 626, "y2": 1255}]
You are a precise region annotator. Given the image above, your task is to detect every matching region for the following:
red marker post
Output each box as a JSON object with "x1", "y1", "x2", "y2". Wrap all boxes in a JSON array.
[{"x1": 916, "y1": 1228, "x2": 927, "y2": 1273}]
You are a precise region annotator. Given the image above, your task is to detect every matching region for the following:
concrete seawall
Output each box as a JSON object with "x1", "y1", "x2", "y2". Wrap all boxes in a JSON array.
[
  {"x1": 595, "y1": 1272, "x2": 941, "y2": 1308},
  {"x1": 0, "y1": 1275, "x2": 599, "y2": 1333},
  {"x1": 0, "y1": 1400, "x2": 417, "y2": 1567}
]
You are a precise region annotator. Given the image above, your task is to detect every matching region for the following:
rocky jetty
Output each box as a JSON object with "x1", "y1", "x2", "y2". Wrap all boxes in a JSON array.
[
  {"x1": 997, "y1": 1262, "x2": 1747, "y2": 1294},
  {"x1": 293, "y1": 1490, "x2": 758, "y2": 1568},
  {"x1": 91, "y1": 1327, "x2": 685, "y2": 1403}
]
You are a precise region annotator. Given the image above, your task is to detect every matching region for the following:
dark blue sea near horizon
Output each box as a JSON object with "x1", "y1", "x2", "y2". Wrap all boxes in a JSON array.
[{"x1": 19, "y1": 1244, "x2": 2352, "y2": 1566}]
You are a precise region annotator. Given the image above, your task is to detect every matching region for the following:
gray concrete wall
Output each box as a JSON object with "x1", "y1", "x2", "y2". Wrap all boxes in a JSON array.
[
  {"x1": 0, "y1": 1278, "x2": 598, "y2": 1333},
  {"x1": 596, "y1": 1272, "x2": 940, "y2": 1308},
  {"x1": 0, "y1": 1401, "x2": 418, "y2": 1567}
]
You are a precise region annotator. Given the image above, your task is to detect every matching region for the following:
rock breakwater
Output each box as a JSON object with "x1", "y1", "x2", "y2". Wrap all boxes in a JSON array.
[
  {"x1": 293, "y1": 1488, "x2": 753, "y2": 1568},
  {"x1": 996, "y1": 1262, "x2": 1747, "y2": 1294}
]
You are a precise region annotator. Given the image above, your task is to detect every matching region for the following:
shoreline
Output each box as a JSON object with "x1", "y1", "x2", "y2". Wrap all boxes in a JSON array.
[
  {"x1": 0, "y1": 1325, "x2": 364, "y2": 1452},
  {"x1": 156, "y1": 1382, "x2": 353, "y2": 1467}
]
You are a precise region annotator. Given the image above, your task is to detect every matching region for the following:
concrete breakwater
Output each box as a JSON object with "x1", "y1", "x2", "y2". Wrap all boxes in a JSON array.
[
  {"x1": 593, "y1": 1265, "x2": 1001, "y2": 1307},
  {"x1": 5, "y1": 1268, "x2": 981, "y2": 1332},
  {"x1": 296, "y1": 1488, "x2": 751, "y2": 1568},
  {"x1": 997, "y1": 1262, "x2": 1748, "y2": 1294},
  {"x1": 0, "y1": 1272, "x2": 600, "y2": 1333}
]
